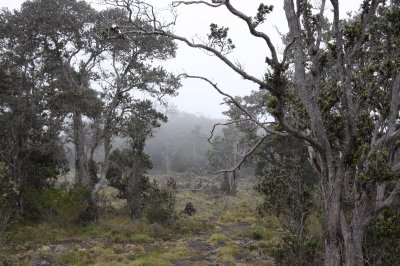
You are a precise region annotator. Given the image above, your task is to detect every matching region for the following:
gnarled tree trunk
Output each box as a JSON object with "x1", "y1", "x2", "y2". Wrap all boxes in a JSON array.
[{"x1": 73, "y1": 110, "x2": 90, "y2": 187}]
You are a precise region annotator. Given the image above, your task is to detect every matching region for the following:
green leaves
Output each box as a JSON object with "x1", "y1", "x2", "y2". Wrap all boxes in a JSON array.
[
  {"x1": 207, "y1": 23, "x2": 235, "y2": 54},
  {"x1": 253, "y1": 3, "x2": 274, "y2": 27}
]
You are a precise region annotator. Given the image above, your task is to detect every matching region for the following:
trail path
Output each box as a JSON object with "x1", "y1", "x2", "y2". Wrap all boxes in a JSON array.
[{"x1": 173, "y1": 211, "x2": 271, "y2": 266}]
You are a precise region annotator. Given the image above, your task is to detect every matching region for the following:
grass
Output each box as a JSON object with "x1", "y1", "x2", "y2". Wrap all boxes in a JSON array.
[
  {"x1": 1, "y1": 176, "x2": 285, "y2": 266},
  {"x1": 56, "y1": 251, "x2": 95, "y2": 265},
  {"x1": 216, "y1": 242, "x2": 240, "y2": 264},
  {"x1": 209, "y1": 232, "x2": 229, "y2": 243}
]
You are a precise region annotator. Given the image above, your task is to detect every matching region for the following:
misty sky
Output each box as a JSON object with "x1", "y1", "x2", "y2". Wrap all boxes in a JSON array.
[{"x1": 0, "y1": 0, "x2": 363, "y2": 118}]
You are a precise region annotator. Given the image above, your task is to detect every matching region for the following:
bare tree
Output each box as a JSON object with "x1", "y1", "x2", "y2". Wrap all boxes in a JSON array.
[{"x1": 103, "y1": 0, "x2": 400, "y2": 265}]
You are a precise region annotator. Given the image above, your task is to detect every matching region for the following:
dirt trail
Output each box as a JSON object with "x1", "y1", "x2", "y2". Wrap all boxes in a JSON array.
[{"x1": 173, "y1": 214, "x2": 259, "y2": 266}]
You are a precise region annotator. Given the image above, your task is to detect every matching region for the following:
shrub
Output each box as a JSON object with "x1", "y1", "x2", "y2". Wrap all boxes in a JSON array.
[
  {"x1": 248, "y1": 227, "x2": 268, "y2": 240},
  {"x1": 364, "y1": 209, "x2": 400, "y2": 265},
  {"x1": 271, "y1": 233, "x2": 321, "y2": 266},
  {"x1": 21, "y1": 187, "x2": 97, "y2": 226},
  {"x1": 142, "y1": 178, "x2": 177, "y2": 225}
]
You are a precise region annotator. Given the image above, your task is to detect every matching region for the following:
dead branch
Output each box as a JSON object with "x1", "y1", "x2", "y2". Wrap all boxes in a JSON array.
[
  {"x1": 207, "y1": 119, "x2": 250, "y2": 144},
  {"x1": 189, "y1": 134, "x2": 267, "y2": 191}
]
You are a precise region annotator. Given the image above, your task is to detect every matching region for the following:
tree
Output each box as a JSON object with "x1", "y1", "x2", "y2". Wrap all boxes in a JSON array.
[
  {"x1": 106, "y1": 100, "x2": 168, "y2": 219},
  {"x1": 0, "y1": 8, "x2": 68, "y2": 215},
  {"x1": 108, "y1": 1, "x2": 400, "y2": 265},
  {"x1": 8, "y1": 0, "x2": 106, "y2": 187},
  {"x1": 97, "y1": 7, "x2": 179, "y2": 188},
  {"x1": 208, "y1": 125, "x2": 247, "y2": 194},
  {"x1": 2, "y1": 0, "x2": 180, "y2": 193}
]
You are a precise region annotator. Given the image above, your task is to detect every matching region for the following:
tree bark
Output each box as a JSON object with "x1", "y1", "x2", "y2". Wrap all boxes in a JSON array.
[
  {"x1": 73, "y1": 110, "x2": 90, "y2": 187},
  {"x1": 324, "y1": 178, "x2": 342, "y2": 266},
  {"x1": 343, "y1": 227, "x2": 365, "y2": 266}
]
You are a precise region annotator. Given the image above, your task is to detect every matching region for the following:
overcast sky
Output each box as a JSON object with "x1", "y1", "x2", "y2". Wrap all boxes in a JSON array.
[{"x1": 1, "y1": 0, "x2": 363, "y2": 118}]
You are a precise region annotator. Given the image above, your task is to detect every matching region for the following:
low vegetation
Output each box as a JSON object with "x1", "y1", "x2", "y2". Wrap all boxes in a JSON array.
[{"x1": 1, "y1": 177, "x2": 283, "y2": 265}]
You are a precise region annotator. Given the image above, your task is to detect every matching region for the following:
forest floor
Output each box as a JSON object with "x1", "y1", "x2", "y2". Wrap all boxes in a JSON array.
[{"x1": 1, "y1": 176, "x2": 283, "y2": 265}]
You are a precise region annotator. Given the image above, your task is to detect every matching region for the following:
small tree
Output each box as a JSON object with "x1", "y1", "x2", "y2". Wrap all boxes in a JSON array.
[{"x1": 106, "y1": 100, "x2": 168, "y2": 219}]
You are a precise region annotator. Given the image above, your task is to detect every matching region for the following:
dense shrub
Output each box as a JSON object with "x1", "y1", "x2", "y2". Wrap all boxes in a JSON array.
[
  {"x1": 143, "y1": 178, "x2": 177, "y2": 225},
  {"x1": 21, "y1": 187, "x2": 97, "y2": 226},
  {"x1": 272, "y1": 232, "x2": 321, "y2": 266},
  {"x1": 106, "y1": 148, "x2": 177, "y2": 224},
  {"x1": 255, "y1": 156, "x2": 321, "y2": 264},
  {"x1": 364, "y1": 209, "x2": 400, "y2": 265}
]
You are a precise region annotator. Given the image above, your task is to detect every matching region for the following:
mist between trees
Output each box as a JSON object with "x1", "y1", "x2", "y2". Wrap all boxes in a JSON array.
[{"x1": 1, "y1": 0, "x2": 400, "y2": 266}]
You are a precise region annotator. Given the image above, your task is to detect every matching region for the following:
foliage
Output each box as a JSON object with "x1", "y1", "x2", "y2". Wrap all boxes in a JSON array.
[
  {"x1": 1, "y1": 0, "x2": 179, "y2": 191},
  {"x1": 0, "y1": 7, "x2": 69, "y2": 200},
  {"x1": 208, "y1": 23, "x2": 235, "y2": 54},
  {"x1": 255, "y1": 157, "x2": 314, "y2": 227},
  {"x1": 20, "y1": 187, "x2": 97, "y2": 225},
  {"x1": 142, "y1": 178, "x2": 177, "y2": 225},
  {"x1": 254, "y1": 136, "x2": 321, "y2": 263},
  {"x1": 106, "y1": 146, "x2": 152, "y2": 218},
  {"x1": 272, "y1": 232, "x2": 322, "y2": 266},
  {"x1": 106, "y1": 150, "x2": 177, "y2": 224},
  {"x1": 364, "y1": 208, "x2": 400, "y2": 265},
  {"x1": 253, "y1": 4, "x2": 274, "y2": 26},
  {"x1": 106, "y1": 148, "x2": 149, "y2": 198}
]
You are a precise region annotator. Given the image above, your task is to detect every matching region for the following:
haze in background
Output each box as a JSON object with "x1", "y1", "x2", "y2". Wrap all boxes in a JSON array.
[{"x1": 0, "y1": 0, "x2": 363, "y2": 118}]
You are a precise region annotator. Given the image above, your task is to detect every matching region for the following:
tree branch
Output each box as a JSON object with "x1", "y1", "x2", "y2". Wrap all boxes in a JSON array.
[
  {"x1": 284, "y1": 0, "x2": 331, "y2": 155},
  {"x1": 179, "y1": 74, "x2": 287, "y2": 137},
  {"x1": 172, "y1": 0, "x2": 225, "y2": 8},
  {"x1": 223, "y1": 0, "x2": 278, "y2": 63},
  {"x1": 374, "y1": 180, "x2": 400, "y2": 214},
  {"x1": 191, "y1": 134, "x2": 267, "y2": 191},
  {"x1": 207, "y1": 119, "x2": 249, "y2": 144}
]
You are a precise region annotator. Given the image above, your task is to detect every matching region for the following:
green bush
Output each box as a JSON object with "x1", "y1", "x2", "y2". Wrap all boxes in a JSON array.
[
  {"x1": 364, "y1": 209, "x2": 400, "y2": 265},
  {"x1": 271, "y1": 233, "x2": 321, "y2": 266},
  {"x1": 143, "y1": 178, "x2": 177, "y2": 225},
  {"x1": 21, "y1": 187, "x2": 97, "y2": 226}
]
